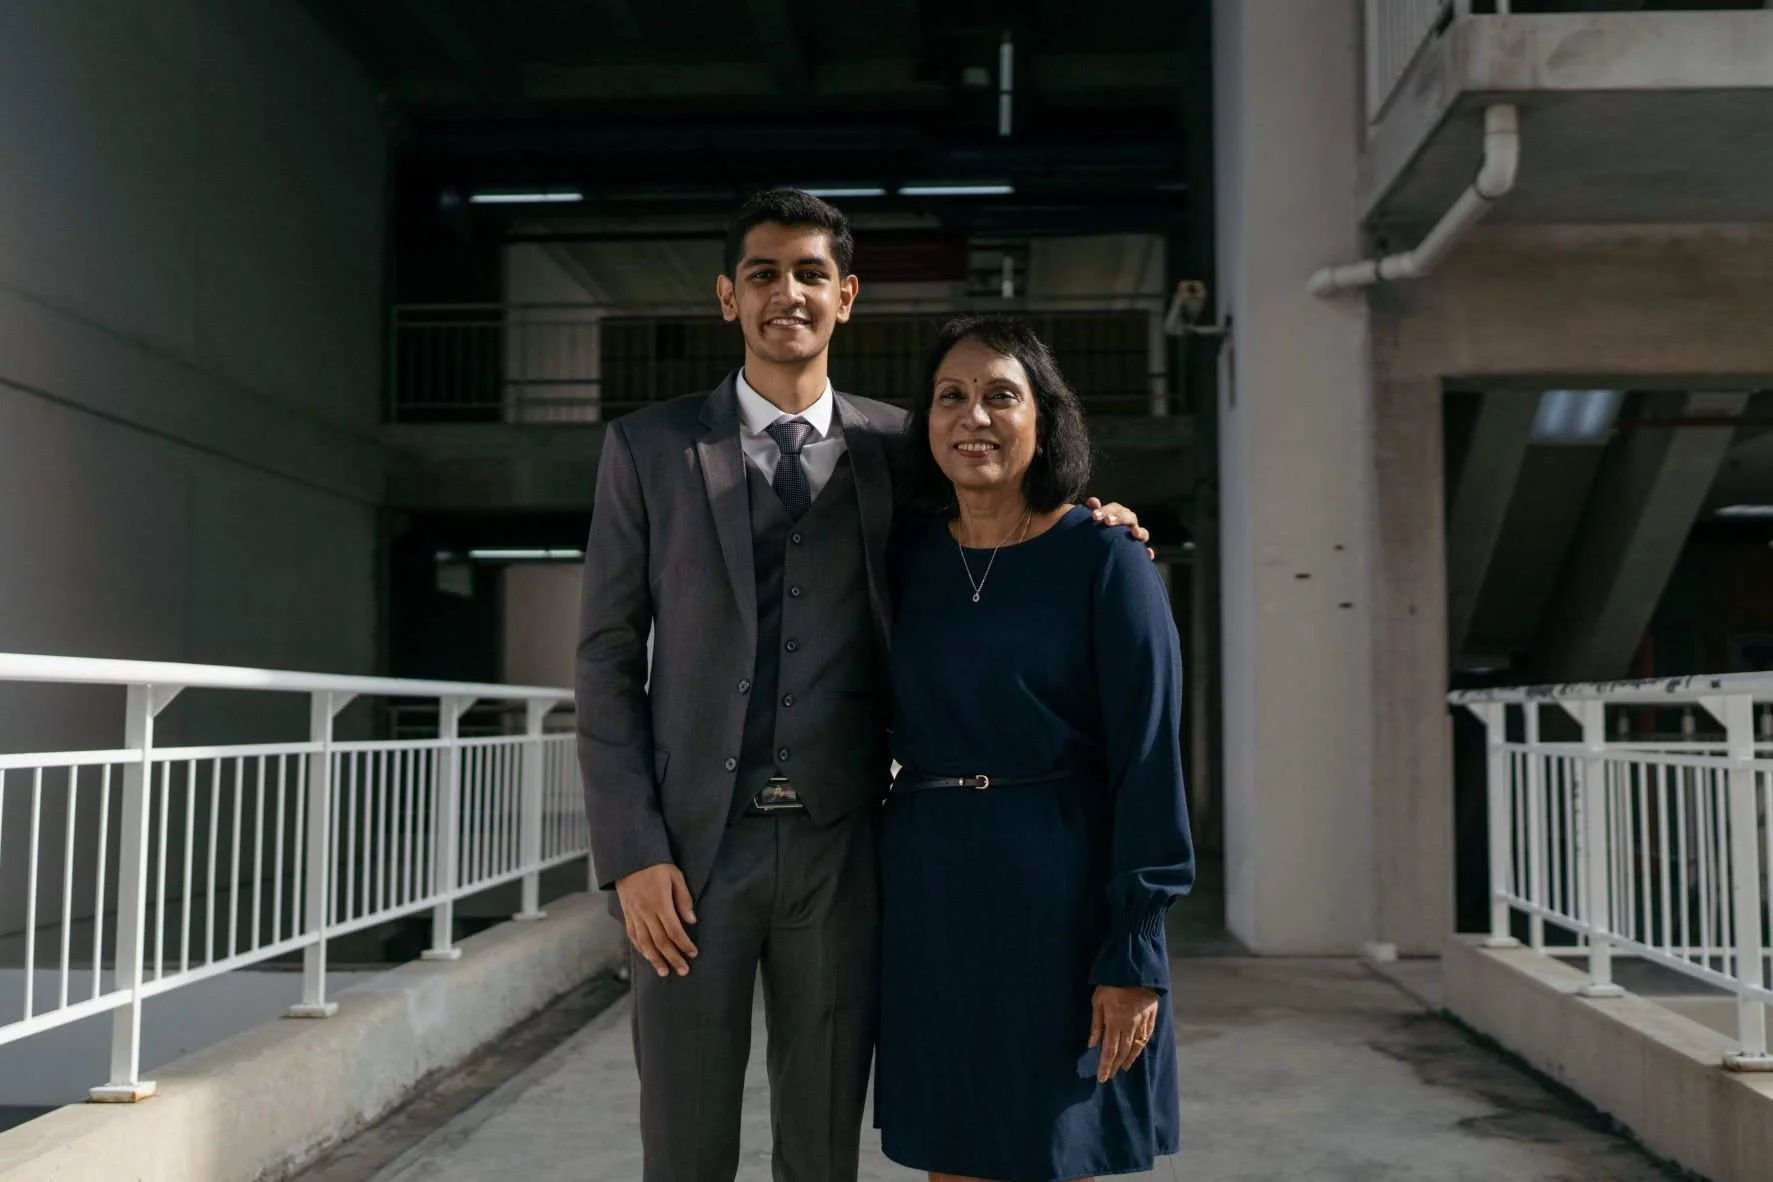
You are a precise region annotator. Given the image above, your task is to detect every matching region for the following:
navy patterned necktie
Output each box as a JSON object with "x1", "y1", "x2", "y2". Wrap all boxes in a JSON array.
[{"x1": 766, "y1": 418, "x2": 815, "y2": 520}]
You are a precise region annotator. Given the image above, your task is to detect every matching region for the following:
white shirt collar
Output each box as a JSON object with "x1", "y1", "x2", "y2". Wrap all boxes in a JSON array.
[{"x1": 735, "y1": 369, "x2": 836, "y2": 440}]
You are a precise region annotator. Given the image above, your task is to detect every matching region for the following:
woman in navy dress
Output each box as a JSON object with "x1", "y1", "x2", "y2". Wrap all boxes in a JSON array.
[{"x1": 876, "y1": 315, "x2": 1195, "y2": 1182}]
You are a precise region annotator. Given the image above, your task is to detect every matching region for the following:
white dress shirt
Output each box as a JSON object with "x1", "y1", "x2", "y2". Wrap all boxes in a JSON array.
[{"x1": 734, "y1": 369, "x2": 848, "y2": 500}]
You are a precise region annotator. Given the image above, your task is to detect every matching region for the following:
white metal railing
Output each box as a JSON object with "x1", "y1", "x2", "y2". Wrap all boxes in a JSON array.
[
  {"x1": 0, "y1": 653, "x2": 585, "y2": 1100},
  {"x1": 1452, "y1": 673, "x2": 1773, "y2": 1070},
  {"x1": 1365, "y1": 0, "x2": 1454, "y2": 120}
]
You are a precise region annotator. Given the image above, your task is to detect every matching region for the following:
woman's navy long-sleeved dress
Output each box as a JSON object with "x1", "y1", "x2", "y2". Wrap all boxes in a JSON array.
[{"x1": 875, "y1": 506, "x2": 1195, "y2": 1182}]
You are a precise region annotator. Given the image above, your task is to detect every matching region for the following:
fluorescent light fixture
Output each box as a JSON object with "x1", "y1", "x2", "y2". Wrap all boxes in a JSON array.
[
  {"x1": 1530, "y1": 389, "x2": 1622, "y2": 445},
  {"x1": 898, "y1": 183, "x2": 1015, "y2": 197},
  {"x1": 800, "y1": 186, "x2": 888, "y2": 199},
  {"x1": 1716, "y1": 505, "x2": 1773, "y2": 518},
  {"x1": 468, "y1": 189, "x2": 584, "y2": 205},
  {"x1": 466, "y1": 548, "x2": 585, "y2": 561}
]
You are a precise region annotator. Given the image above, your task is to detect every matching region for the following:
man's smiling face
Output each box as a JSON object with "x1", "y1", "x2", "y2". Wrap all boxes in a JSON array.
[{"x1": 716, "y1": 221, "x2": 859, "y2": 367}]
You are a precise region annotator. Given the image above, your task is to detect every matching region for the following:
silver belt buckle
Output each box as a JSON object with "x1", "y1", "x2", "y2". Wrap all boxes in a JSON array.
[{"x1": 753, "y1": 777, "x2": 802, "y2": 812}]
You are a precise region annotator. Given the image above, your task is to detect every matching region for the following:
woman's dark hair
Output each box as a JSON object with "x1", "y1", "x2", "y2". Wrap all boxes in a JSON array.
[
  {"x1": 722, "y1": 189, "x2": 855, "y2": 278},
  {"x1": 901, "y1": 315, "x2": 1094, "y2": 514}
]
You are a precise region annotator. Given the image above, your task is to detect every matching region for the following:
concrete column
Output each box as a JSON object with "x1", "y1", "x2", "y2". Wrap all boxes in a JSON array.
[
  {"x1": 1213, "y1": 0, "x2": 1377, "y2": 952},
  {"x1": 1539, "y1": 391, "x2": 1749, "y2": 683},
  {"x1": 1369, "y1": 377, "x2": 1454, "y2": 954},
  {"x1": 1447, "y1": 394, "x2": 1538, "y2": 656}
]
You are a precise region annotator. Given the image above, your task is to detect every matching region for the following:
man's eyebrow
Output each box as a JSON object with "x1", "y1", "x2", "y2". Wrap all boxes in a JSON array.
[{"x1": 741, "y1": 254, "x2": 834, "y2": 271}]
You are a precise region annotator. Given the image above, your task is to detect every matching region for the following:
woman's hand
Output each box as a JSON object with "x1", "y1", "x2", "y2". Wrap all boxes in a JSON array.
[{"x1": 1089, "y1": 984, "x2": 1160, "y2": 1083}]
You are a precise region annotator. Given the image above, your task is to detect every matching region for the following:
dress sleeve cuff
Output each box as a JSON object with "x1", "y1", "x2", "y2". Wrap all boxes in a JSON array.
[{"x1": 1089, "y1": 901, "x2": 1171, "y2": 993}]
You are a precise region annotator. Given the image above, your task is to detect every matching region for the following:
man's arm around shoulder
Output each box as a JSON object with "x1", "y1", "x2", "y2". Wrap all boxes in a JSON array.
[{"x1": 577, "y1": 419, "x2": 699, "y2": 977}]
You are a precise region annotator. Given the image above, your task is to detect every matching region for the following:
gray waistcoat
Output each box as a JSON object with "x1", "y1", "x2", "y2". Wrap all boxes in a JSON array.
[{"x1": 735, "y1": 455, "x2": 886, "y2": 819}]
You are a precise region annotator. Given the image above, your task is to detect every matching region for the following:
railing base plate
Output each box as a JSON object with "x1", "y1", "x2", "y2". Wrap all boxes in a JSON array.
[
  {"x1": 421, "y1": 948, "x2": 464, "y2": 962},
  {"x1": 1578, "y1": 983, "x2": 1626, "y2": 999},
  {"x1": 1723, "y1": 1050, "x2": 1773, "y2": 1073},
  {"x1": 89, "y1": 1081, "x2": 157, "y2": 1103},
  {"x1": 514, "y1": 910, "x2": 548, "y2": 922},
  {"x1": 1481, "y1": 936, "x2": 1521, "y2": 949},
  {"x1": 287, "y1": 1002, "x2": 339, "y2": 1019}
]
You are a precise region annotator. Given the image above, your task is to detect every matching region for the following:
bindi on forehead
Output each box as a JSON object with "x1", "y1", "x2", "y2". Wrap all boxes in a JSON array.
[{"x1": 937, "y1": 360, "x2": 1030, "y2": 389}]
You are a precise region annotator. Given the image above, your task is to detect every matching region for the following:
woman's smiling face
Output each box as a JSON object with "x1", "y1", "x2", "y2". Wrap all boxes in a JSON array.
[{"x1": 928, "y1": 335, "x2": 1040, "y2": 498}]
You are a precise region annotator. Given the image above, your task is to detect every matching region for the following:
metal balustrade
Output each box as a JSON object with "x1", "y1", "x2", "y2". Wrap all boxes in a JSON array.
[
  {"x1": 1365, "y1": 0, "x2": 1768, "y2": 122},
  {"x1": 388, "y1": 297, "x2": 1173, "y2": 423},
  {"x1": 0, "y1": 654, "x2": 584, "y2": 1100},
  {"x1": 1452, "y1": 675, "x2": 1773, "y2": 1070},
  {"x1": 1365, "y1": 0, "x2": 1454, "y2": 120}
]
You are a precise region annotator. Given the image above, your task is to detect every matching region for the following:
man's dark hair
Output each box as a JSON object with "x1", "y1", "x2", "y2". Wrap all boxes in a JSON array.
[
  {"x1": 901, "y1": 315, "x2": 1094, "y2": 515},
  {"x1": 723, "y1": 189, "x2": 855, "y2": 278}
]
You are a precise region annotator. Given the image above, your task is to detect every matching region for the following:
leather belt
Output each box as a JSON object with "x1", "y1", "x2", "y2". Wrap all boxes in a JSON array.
[
  {"x1": 744, "y1": 777, "x2": 806, "y2": 815},
  {"x1": 892, "y1": 770, "x2": 1072, "y2": 795}
]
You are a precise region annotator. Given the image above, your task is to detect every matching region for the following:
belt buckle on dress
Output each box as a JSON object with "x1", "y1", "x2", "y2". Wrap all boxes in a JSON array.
[{"x1": 969, "y1": 774, "x2": 991, "y2": 791}]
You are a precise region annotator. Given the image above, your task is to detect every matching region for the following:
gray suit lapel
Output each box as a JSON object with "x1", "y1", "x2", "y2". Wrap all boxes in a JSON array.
[
  {"x1": 836, "y1": 393, "x2": 896, "y2": 639},
  {"x1": 697, "y1": 375, "x2": 758, "y2": 652}
]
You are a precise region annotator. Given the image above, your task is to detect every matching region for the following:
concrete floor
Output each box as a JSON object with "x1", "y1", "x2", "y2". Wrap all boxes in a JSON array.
[{"x1": 362, "y1": 958, "x2": 1684, "y2": 1182}]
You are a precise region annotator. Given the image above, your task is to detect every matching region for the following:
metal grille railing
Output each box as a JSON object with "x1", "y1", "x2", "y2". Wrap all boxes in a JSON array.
[
  {"x1": 388, "y1": 297, "x2": 1173, "y2": 424},
  {"x1": 0, "y1": 654, "x2": 585, "y2": 1101},
  {"x1": 1366, "y1": 0, "x2": 1455, "y2": 120},
  {"x1": 1453, "y1": 676, "x2": 1773, "y2": 1070}
]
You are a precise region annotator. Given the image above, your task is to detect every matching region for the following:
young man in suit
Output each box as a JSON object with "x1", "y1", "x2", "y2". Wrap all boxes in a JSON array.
[{"x1": 576, "y1": 189, "x2": 1144, "y2": 1181}]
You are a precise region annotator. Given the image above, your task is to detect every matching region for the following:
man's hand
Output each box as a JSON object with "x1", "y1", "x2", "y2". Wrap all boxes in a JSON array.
[
  {"x1": 1084, "y1": 497, "x2": 1155, "y2": 560},
  {"x1": 615, "y1": 863, "x2": 699, "y2": 978},
  {"x1": 1088, "y1": 984, "x2": 1160, "y2": 1083}
]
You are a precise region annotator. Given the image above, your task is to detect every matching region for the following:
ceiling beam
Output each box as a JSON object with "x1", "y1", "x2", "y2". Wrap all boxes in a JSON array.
[
  {"x1": 589, "y1": 0, "x2": 643, "y2": 43},
  {"x1": 396, "y1": 0, "x2": 517, "y2": 102},
  {"x1": 746, "y1": 0, "x2": 810, "y2": 95}
]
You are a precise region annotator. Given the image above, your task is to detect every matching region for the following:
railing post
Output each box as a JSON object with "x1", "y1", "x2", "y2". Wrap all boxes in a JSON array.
[
  {"x1": 91, "y1": 682, "x2": 179, "y2": 1102},
  {"x1": 290, "y1": 691, "x2": 350, "y2": 1018},
  {"x1": 1722, "y1": 694, "x2": 1773, "y2": 1069},
  {"x1": 1524, "y1": 704, "x2": 1546, "y2": 951},
  {"x1": 424, "y1": 696, "x2": 474, "y2": 961},
  {"x1": 1578, "y1": 699, "x2": 1624, "y2": 998},
  {"x1": 1476, "y1": 702, "x2": 1520, "y2": 948},
  {"x1": 515, "y1": 700, "x2": 553, "y2": 921}
]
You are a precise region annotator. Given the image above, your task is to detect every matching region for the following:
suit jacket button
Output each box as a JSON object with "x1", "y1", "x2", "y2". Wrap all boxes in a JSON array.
[
  {"x1": 724, "y1": 757, "x2": 738, "y2": 772},
  {"x1": 782, "y1": 694, "x2": 795, "y2": 708},
  {"x1": 737, "y1": 679, "x2": 751, "y2": 694},
  {"x1": 777, "y1": 747, "x2": 791, "y2": 762},
  {"x1": 788, "y1": 585, "x2": 803, "y2": 598},
  {"x1": 785, "y1": 640, "x2": 800, "y2": 653},
  {"x1": 790, "y1": 532, "x2": 804, "y2": 545}
]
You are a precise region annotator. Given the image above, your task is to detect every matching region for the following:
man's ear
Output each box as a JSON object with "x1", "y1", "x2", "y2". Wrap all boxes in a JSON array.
[
  {"x1": 715, "y1": 274, "x2": 738, "y2": 322},
  {"x1": 835, "y1": 272, "x2": 860, "y2": 323}
]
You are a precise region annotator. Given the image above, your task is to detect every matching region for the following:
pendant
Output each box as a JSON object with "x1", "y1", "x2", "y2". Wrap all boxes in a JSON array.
[{"x1": 971, "y1": 591, "x2": 981, "y2": 603}]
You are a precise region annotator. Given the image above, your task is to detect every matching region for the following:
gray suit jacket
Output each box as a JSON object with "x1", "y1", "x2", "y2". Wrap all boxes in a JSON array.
[{"x1": 576, "y1": 372, "x2": 908, "y2": 900}]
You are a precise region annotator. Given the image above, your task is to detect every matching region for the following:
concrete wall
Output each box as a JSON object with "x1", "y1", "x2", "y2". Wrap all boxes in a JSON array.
[
  {"x1": 1366, "y1": 223, "x2": 1773, "y2": 953},
  {"x1": 503, "y1": 244, "x2": 602, "y2": 422},
  {"x1": 0, "y1": 0, "x2": 388, "y2": 936},
  {"x1": 0, "y1": 969, "x2": 381, "y2": 1110},
  {"x1": 1212, "y1": 0, "x2": 1379, "y2": 953},
  {"x1": 0, "y1": 897, "x2": 627, "y2": 1182}
]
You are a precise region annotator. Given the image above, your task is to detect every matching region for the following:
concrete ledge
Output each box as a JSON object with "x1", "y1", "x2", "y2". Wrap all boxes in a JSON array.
[
  {"x1": 1443, "y1": 936, "x2": 1773, "y2": 1182},
  {"x1": 0, "y1": 893, "x2": 627, "y2": 1182}
]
